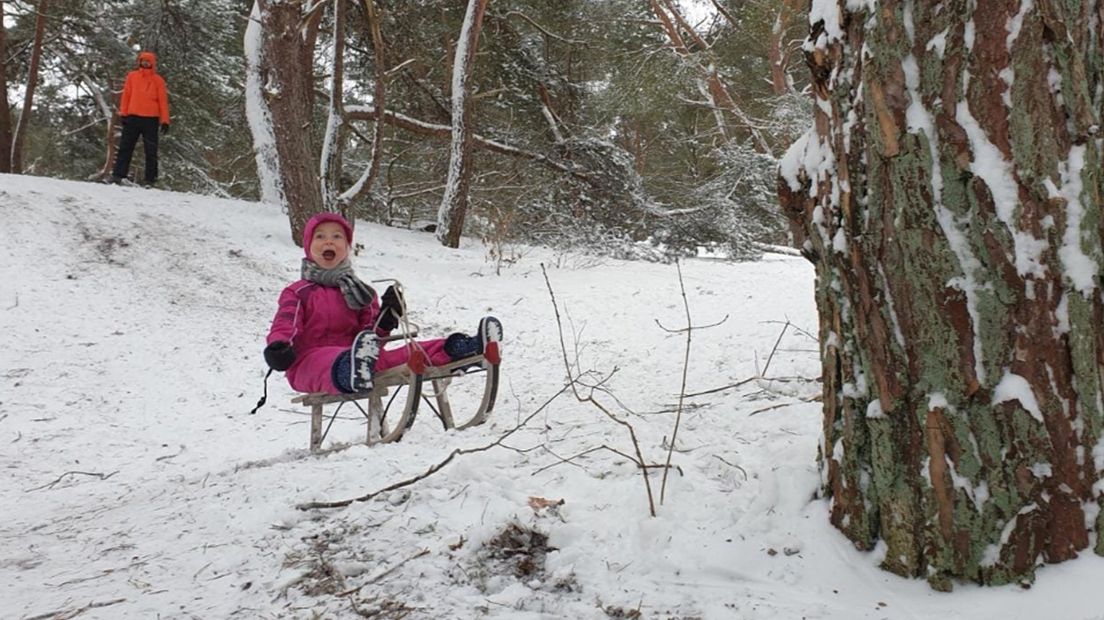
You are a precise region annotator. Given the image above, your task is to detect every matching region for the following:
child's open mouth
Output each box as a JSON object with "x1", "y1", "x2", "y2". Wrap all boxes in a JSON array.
[{"x1": 322, "y1": 250, "x2": 336, "y2": 260}]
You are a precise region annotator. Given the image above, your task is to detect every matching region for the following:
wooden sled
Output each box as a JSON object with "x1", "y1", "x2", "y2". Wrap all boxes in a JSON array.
[{"x1": 291, "y1": 341, "x2": 501, "y2": 452}]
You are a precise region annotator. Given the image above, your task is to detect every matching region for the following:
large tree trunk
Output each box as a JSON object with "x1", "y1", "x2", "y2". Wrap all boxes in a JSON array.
[
  {"x1": 0, "y1": 0, "x2": 13, "y2": 173},
  {"x1": 244, "y1": 0, "x2": 323, "y2": 246},
  {"x1": 780, "y1": 1, "x2": 1104, "y2": 590},
  {"x1": 436, "y1": 0, "x2": 490, "y2": 248},
  {"x1": 10, "y1": 0, "x2": 49, "y2": 174}
]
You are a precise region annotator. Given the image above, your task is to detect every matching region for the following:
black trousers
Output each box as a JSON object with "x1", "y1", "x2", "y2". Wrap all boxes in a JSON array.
[{"x1": 112, "y1": 116, "x2": 160, "y2": 184}]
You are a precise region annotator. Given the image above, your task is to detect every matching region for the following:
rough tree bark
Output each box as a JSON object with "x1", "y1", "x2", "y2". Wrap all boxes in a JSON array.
[
  {"x1": 245, "y1": 0, "x2": 323, "y2": 246},
  {"x1": 0, "y1": 0, "x2": 13, "y2": 173},
  {"x1": 780, "y1": 1, "x2": 1104, "y2": 590},
  {"x1": 10, "y1": 0, "x2": 49, "y2": 174},
  {"x1": 436, "y1": 0, "x2": 490, "y2": 248}
]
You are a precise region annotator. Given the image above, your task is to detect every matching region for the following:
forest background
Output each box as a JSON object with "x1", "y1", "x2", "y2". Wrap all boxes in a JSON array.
[{"x1": 0, "y1": 0, "x2": 809, "y2": 260}]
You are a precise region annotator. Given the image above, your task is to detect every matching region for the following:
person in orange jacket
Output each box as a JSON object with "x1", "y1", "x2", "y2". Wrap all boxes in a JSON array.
[{"x1": 109, "y1": 50, "x2": 170, "y2": 187}]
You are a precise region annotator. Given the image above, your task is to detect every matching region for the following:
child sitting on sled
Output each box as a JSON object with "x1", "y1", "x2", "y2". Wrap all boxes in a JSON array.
[{"x1": 263, "y1": 212, "x2": 502, "y2": 395}]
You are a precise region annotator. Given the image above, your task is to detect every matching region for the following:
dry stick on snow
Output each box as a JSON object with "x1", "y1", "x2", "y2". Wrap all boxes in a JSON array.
[
  {"x1": 337, "y1": 548, "x2": 430, "y2": 597},
  {"x1": 653, "y1": 259, "x2": 728, "y2": 505},
  {"x1": 541, "y1": 264, "x2": 657, "y2": 517},
  {"x1": 531, "y1": 444, "x2": 676, "y2": 477},
  {"x1": 712, "y1": 454, "x2": 748, "y2": 481},
  {"x1": 26, "y1": 470, "x2": 119, "y2": 492},
  {"x1": 296, "y1": 384, "x2": 572, "y2": 510},
  {"x1": 682, "y1": 320, "x2": 799, "y2": 399},
  {"x1": 24, "y1": 598, "x2": 127, "y2": 620},
  {"x1": 683, "y1": 377, "x2": 757, "y2": 398},
  {"x1": 748, "y1": 394, "x2": 823, "y2": 417},
  {"x1": 763, "y1": 319, "x2": 818, "y2": 342},
  {"x1": 758, "y1": 319, "x2": 790, "y2": 378},
  {"x1": 155, "y1": 445, "x2": 186, "y2": 462}
]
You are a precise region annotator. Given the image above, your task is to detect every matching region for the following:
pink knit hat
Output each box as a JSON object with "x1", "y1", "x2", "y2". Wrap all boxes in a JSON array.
[{"x1": 302, "y1": 213, "x2": 354, "y2": 261}]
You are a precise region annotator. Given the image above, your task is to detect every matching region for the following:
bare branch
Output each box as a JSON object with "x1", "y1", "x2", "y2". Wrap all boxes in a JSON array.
[
  {"x1": 654, "y1": 314, "x2": 729, "y2": 333},
  {"x1": 26, "y1": 470, "x2": 118, "y2": 492},
  {"x1": 297, "y1": 384, "x2": 571, "y2": 510},
  {"x1": 541, "y1": 263, "x2": 657, "y2": 517},
  {"x1": 760, "y1": 319, "x2": 790, "y2": 377},
  {"x1": 24, "y1": 598, "x2": 127, "y2": 620},
  {"x1": 748, "y1": 394, "x2": 822, "y2": 417},
  {"x1": 683, "y1": 377, "x2": 757, "y2": 398},
  {"x1": 660, "y1": 259, "x2": 691, "y2": 504},
  {"x1": 503, "y1": 10, "x2": 586, "y2": 44}
]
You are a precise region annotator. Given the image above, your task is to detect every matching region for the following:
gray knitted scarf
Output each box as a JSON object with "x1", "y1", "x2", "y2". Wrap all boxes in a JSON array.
[{"x1": 301, "y1": 258, "x2": 377, "y2": 310}]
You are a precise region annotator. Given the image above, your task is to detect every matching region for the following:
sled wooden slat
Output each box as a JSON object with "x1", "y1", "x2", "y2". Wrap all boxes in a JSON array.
[{"x1": 291, "y1": 346, "x2": 500, "y2": 453}]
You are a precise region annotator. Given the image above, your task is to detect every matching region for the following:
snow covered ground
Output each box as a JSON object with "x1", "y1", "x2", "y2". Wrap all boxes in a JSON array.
[{"x1": 2, "y1": 174, "x2": 1103, "y2": 619}]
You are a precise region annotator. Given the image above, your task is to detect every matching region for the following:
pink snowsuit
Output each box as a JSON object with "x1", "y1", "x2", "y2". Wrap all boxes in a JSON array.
[{"x1": 267, "y1": 214, "x2": 453, "y2": 394}]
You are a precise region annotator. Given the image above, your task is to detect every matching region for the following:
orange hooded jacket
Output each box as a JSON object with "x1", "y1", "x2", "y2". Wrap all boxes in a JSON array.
[{"x1": 119, "y1": 51, "x2": 170, "y2": 125}]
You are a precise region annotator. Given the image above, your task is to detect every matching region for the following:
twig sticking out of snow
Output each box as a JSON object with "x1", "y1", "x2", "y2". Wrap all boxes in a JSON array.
[
  {"x1": 655, "y1": 259, "x2": 728, "y2": 505},
  {"x1": 541, "y1": 264, "x2": 657, "y2": 517}
]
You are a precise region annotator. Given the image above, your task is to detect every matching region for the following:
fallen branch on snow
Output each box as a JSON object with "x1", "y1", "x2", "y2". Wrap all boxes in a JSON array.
[
  {"x1": 24, "y1": 597, "x2": 126, "y2": 620},
  {"x1": 530, "y1": 444, "x2": 680, "y2": 477},
  {"x1": 26, "y1": 470, "x2": 119, "y2": 492},
  {"x1": 296, "y1": 384, "x2": 571, "y2": 510}
]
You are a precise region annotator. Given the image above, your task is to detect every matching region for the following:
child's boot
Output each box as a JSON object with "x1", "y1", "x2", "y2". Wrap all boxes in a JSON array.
[
  {"x1": 351, "y1": 331, "x2": 380, "y2": 392},
  {"x1": 444, "y1": 316, "x2": 503, "y2": 360}
]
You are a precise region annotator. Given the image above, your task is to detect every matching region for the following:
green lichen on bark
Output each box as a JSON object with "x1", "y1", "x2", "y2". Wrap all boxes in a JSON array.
[{"x1": 782, "y1": 0, "x2": 1104, "y2": 590}]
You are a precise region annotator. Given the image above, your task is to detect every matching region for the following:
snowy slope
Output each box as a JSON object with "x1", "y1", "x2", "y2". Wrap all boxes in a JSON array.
[{"x1": 2, "y1": 174, "x2": 1103, "y2": 620}]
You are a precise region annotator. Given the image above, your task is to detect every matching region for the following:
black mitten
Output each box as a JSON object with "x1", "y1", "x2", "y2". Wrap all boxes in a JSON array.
[
  {"x1": 377, "y1": 285, "x2": 404, "y2": 331},
  {"x1": 264, "y1": 341, "x2": 296, "y2": 371}
]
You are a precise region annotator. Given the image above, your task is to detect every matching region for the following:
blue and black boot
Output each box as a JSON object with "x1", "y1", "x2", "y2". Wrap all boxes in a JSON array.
[{"x1": 444, "y1": 316, "x2": 503, "y2": 360}]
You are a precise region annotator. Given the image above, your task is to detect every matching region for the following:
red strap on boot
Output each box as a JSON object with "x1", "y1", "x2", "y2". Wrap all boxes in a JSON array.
[{"x1": 484, "y1": 341, "x2": 501, "y2": 365}]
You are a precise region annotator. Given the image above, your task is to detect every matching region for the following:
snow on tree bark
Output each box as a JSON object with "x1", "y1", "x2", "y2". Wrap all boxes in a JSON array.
[
  {"x1": 244, "y1": 1, "x2": 283, "y2": 209},
  {"x1": 436, "y1": 0, "x2": 490, "y2": 248},
  {"x1": 319, "y1": 0, "x2": 346, "y2": 216},
  {"x1": 244, "y1": 0, "x2": 323, "y2": 246},
  {"x1": 780, "y1": 0, "x2": 1104, "y2": 589},
  {"x1": 339, "y1": 0, "x2": 387, "y2": 207}
]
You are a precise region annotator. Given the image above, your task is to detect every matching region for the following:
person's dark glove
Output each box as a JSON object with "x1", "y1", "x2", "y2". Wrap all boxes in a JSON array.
[
  {"x1": 160, "y1": 123, "x2": 170, "y2": 135},
  {"x1": 377, "y1": 285, "x2": 404, "y2": 331},
  {"x1": 263, "y1": 341, "x2": 296, "y2": 371}
]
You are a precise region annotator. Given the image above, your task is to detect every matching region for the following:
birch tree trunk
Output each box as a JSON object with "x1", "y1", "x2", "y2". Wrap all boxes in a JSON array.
[
  {"x1": 338, "y1": 0, "x2": 387, "y2": 208},
  {"x1": 244, "y1": 0, "x2": 323, "y2": 246},
  {"x1": 10, "y1": 0, "x2": 49, "y2": 174},
  {"x1": 780, "y1": 0, "x2": 1104, "y2": 590},
  {"x1": 319, "y1": 0, "x2": 346, "y2": 216},
  {"x1": 0, "y1": 0, "x2": 13, "y2": 173},
  {"x1": 436, "y1": 0, "x2": 490, "y2": 248}
]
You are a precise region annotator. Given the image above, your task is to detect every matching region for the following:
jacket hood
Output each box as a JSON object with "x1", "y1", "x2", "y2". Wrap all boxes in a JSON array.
[
  {"x1": 303, "y1": 213, "x2": 354, "y2": 260},
  {"x1": 137, "y1": 51, "x2": 157, "y2": 71}
]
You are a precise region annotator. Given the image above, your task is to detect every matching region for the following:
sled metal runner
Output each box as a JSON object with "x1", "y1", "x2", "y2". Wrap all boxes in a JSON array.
[{"x1": 291, "y1": 341, "x2": 501, "y2": 452}]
